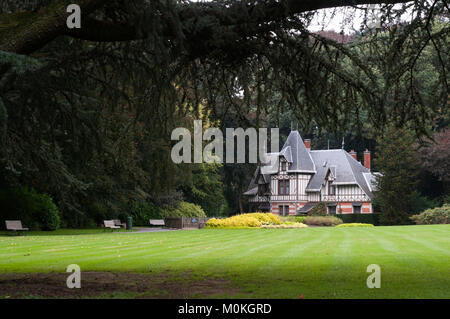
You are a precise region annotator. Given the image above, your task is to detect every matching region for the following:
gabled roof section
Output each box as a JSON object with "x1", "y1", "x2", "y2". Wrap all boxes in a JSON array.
[
  {"x1": 344, "y1": 152, "x2": 374, "y2": 199},
  {"x1": 260, "y1": 153, "x2": 279, "y2": 175},
  {"x1": 282, "y1": 131, "x2": 315, "y2": 172},
  {"x1": 243, "y1": 166, "x2": 260, "y2": 195},
  {"x1": 306, "y1": 150, "x2": 349, "y2": 191},
  {"x1": 244, "y1": 155, "x2": 276, "y2": 195},
  {"x1": 279, "y1": 146, "x2": 293, "y2": 163},
  {"x1": 327, "y1": 166, "x2": 336, "y2": 179},
  {"x1": 305, "y1": 149, "x2": 377, "y2": 199},
  {"x1": 243, "y1": 187, "x2": 258, "y2": 195},
  {"x1": 363, "y1": 172, "x2": 380, "y2": 193}
]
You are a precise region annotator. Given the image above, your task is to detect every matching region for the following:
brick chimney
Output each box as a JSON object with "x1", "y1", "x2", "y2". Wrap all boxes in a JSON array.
[
  {"x1": 364, "y1": 149, "x2": 371, "y2": 170},
  {"x1": 349, "y1": 150, "x2": 357, "y2": 160},
  {"x1": 304, "y1": 139, "x2": 311, "y2": 150}
]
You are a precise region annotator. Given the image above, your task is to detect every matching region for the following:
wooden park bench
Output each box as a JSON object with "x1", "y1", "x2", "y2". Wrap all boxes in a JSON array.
[
  {"x1": 149, "y1": 219, "x2": 165, "y2": 227},
  {"x1": 113, "y1": 219, "x2": 126, "y2": 228},
  {"x1": 104, "y1": 220, "x2": 120, "y2": 231},
  {"x1": 5, "y1": 220, "x2": 29, "y2": 235}
]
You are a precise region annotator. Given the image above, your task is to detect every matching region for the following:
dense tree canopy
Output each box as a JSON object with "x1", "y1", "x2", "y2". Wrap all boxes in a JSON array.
[
  {"x1": 419, "y1": 128, "x2": 450, "y2": 182},
  {"x1": 0, "y1": 0, "x2": 448, "y2": 224}
]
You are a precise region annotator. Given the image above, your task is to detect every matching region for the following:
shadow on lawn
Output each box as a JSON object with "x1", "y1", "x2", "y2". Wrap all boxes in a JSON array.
[{"x1": 0, "y1": 271, "x2": 241, "y2": 299}]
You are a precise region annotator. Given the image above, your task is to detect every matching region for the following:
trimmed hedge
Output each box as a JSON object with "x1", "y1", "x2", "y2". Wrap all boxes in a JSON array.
[
  {"x1": 335, "y1": 213, "x2": 381, "y2": 226},
  {"x1": 303, "y1": 216, "x2": 343, "y2": 226},
  {"x1": 336, "y1": 223, "x2": 374, "y2": 227},
  {"x1": 284, "y1": 214, "x2": 380, "y2": 226}
]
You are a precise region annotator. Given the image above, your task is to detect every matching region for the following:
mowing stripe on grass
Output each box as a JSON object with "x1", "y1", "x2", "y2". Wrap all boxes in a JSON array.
[{"x1": 0, "y1": 225, "x2": 449, "y2": 298}]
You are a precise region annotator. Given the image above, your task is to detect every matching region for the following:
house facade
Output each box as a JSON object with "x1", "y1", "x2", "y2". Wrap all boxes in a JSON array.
[{"x1": 244, "y1": 130, "x2": 378, "y2": 215}]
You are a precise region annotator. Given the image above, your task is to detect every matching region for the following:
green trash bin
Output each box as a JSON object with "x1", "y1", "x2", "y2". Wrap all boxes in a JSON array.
[{"x1": 126, "y1": 216, "x2": 132, "y2": 230}]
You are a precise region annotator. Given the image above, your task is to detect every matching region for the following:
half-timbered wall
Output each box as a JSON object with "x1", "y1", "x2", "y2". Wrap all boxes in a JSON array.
[
  {"x1": 251, "y1": 167, "x2": 373, "y2": 215},
  {"x1": 307, "y1": 192, "x2": 321, "y2": 202},
  {"x1": 322, "y1": 184, "x2": 369, "y2": 202},
  {"x1": 270, "y1": 173, "x2": 312, "y2": 202}
]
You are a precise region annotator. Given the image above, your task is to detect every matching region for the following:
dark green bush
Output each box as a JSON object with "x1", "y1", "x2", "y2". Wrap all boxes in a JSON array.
[
  {"x1": 33, "y1": 193, "x2": 60, "y2": 230},
  {"x1": 86, "y1": 201, "x2": 109, "y2": 225},
  {"x1": 308, "y1": 202, "x2": 327, "y2": 216},
  {"x1": 0, "y1": 187, "x2": 60, "y2": 230},
  {"x1": 129, "y1": 201, "x2": 164, "y2": 226},
  {"x1": 335, "y1": 213, "x2": 381, "y2": 226},
  {"x1": 410, "y1": 204, "x2": 450, "y2": 225},
  {"x1": 410, "y1": 191, "x2": 441, "y2": 214},
  {"x1": 126, "y1": 201, "x2": 206, "y2": 225},
  {"x1": 303, "y1": 216, "x2": 343, "y2": 226},
  {"x1": 162, "y1": 201, "x2": 206, "y2": 218}
]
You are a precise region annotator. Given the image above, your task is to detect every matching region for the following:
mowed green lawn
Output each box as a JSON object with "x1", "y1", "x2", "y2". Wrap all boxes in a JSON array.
[{"x1": 0, "y1": 225, "x2": 449, "y2": 298}]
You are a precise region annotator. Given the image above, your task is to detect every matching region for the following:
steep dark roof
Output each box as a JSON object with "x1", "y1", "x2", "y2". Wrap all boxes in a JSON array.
[
  {"x1": 345, "y1": 152, "x2": 375, "y2": 199},
  {"x1": 279, "y1": 146, "x2": 292, "y2": 163},
  {"x1": 243, "y1": 166, "x2": 259, "y2": 195},
  {"x1": 299, "y1": 203, "x2": 317, "y2": 213},
  {"x1": 363, "y1": 172, "x2": 379, "y2": 193},
  {"x1": 243, "y1": 165, "x2": 271, "y2": 195},
  {"x1": 282, "y1": 131, "x2": 315, "y2": 172},
  {"x1": 305, "y1": 149, "x2": 375, "y2": 199}
]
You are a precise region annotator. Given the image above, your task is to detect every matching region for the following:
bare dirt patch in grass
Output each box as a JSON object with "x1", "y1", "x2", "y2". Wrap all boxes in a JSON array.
[{"x1": 0, "y1": 272, "x2": 241, "y2": 299}]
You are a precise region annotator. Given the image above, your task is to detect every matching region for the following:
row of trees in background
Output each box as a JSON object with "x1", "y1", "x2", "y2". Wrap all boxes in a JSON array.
[
  {"x1": 374, "y1": 127, "x2": 449, "y2": 225},
  {"x1": 0, "y1": 112, "x2": 448, "y2": 228}
]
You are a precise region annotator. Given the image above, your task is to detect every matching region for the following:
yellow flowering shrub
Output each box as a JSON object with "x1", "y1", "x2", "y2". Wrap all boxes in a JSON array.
[
  {"x1": 243, "y1": 212, "x2": 282, "y2": 225},
  {"x1": 206, "y1": 213, "x2": 281, "y2": 228},
  {"x1": 335, "y1": 223, "x2": 374, "y2": 227}
]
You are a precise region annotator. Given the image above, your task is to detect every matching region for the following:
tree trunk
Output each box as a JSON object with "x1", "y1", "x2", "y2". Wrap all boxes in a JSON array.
[
  {"x1": 238, "y1": 194, "x2": 244, "y2": 214},
  {"x1": 0, "y1": 0, "x2": 107, "y2": 54}
]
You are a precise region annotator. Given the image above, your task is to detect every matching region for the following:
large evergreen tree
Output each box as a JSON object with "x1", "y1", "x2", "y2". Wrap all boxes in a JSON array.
[{"x1": 374, "y1": 126, "x2": 420, "y2": 225}]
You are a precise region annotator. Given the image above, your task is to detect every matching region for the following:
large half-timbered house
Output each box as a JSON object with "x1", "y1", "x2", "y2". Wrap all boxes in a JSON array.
[{"x1": 244, "y1": 130, "x2": 378, "y2": 215}]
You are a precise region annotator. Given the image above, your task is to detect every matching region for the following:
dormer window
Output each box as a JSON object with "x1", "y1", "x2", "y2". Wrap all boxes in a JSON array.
[{"x1": 281, "y1": 161, "x2": 286, "y2": 171}]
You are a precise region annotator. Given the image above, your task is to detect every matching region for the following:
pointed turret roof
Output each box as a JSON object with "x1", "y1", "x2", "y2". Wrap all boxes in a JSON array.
[{"x1": 281, "y1": 130, "x2": 315, "y2": 172}]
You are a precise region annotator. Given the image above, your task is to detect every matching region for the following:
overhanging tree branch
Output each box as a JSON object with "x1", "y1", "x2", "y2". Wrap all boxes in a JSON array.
[
  {"x1": 0, "y1": 0, "x2": 413, "y2": 55},
  {"x1": 0, "y1": 0, "x2": 108, "y2": 54},
  {"x1": 64, "y1": 19, "x2": 140, "y2": 42}
]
